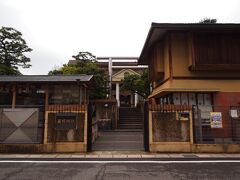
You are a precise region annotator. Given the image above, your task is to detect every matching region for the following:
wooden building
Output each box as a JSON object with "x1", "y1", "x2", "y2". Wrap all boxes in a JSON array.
[
  {"x1": 139, "y1": 23, "x2": 240, "y2": 152},
  {"x1": 0, "y1": 75, "x2": 94, "y2": 152}
]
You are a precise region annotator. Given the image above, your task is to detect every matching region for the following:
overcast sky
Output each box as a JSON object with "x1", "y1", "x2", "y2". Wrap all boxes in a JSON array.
[{"x1": 1, "y1": 0, "x2": 240, "y2": 75}]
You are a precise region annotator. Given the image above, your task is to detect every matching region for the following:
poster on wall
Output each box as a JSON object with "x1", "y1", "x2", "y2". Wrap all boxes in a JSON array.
[
  {"x1": 210, "y1": 112, "x2": 222, "y2": 128},
  {"x1": 230, "y1": 109, "x2": 240, "y2": 119}
]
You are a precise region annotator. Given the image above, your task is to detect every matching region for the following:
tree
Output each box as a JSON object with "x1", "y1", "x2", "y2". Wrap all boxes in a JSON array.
[
  {"x1": 48, "y1": 64, "x2": 78, "y2": 75},
  {"x1": 49, "y1": 51, "x2": 108, "y2": 99},
  {"x1": 199, "y1": 18, "x2": 217, "y2": 24},
  {"x1": 121, "y1": 70, "x2": 150, "y2": 98},
  {"x1": 72, "y1": 51, "x2": 96, "y2": 68},
  {"x1": 0, "y1": 27, "x2": 32, "y2": 75}
]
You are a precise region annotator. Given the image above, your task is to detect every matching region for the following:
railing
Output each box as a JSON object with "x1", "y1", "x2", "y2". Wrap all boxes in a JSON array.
[
  {"x1": 193, "y1": 105, "x2": 240, "y2": 144},
  {"x1": 148, "y1": 104, "x2": 240, "y2": 144},
  {"x1": 149, "y1": 104, "x2": 192, "y2": 112},
  {"x1": 45, "y1": 104, "x2": 87, "y2": 112}
]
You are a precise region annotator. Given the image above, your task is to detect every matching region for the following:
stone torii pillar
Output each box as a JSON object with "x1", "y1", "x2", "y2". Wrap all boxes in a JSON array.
[{"x1": 116, "y1": 82, "x2": 120, "y2": 107}]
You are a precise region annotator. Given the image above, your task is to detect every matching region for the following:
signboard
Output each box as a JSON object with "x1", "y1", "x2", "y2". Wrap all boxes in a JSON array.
[
  {"x1": 55, "y1": 113, "x2": 77, "y2": 130},
  {"x1": 210, "y1": 112, "x2": 222, "y2": 128},
  {"x1": 230, "y1": 109, "x2": 240, "y2": 119}
]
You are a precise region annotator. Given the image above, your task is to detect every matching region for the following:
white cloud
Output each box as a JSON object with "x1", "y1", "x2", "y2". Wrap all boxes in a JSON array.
[{"x1": 1, "y1": 0, "x2": 240, "y2": 74}]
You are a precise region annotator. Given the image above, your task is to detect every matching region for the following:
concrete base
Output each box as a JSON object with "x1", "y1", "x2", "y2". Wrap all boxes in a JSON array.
[
  {"x1": 0, "y1": 143, "x2": 87, "y2": 153},
  {"x1": 1, "y1": 142, "x2": 240, "y2": 153},
  {"x1": 150, "y1": 143, "x2": 240, "y2": 153}
]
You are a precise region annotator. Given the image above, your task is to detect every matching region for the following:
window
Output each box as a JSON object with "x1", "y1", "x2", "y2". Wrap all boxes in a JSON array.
[
  {"x1": 48, "y1": 85, "x2": 80, "y2": 105},
  {"x1": 124, "y1": 72, "x2": 130, "y2": 78},
  {"x1": 0, "y1": 85, "x2": 12, "y2": 105},
  {"x1": 16, "y1": 85, "x2": 45, "y2": 105},
  {"x1": 192, "y1": 33, "x2": 240, "y2": 70},
  {"x1": 158, "y1": 92, "x2": 212, "y2": 106}
]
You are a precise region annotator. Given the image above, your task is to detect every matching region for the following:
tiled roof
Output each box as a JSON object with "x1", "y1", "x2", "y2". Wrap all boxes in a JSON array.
[
  {"x1": 139, "y1": 23, "x2": 240, "y2": 64},
  {"x1": 0, "y1": 75, "x2": 93, "y2": 82}
]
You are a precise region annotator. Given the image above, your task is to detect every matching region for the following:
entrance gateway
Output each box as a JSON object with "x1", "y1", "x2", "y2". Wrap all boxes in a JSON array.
[
  {"x1": 91, "y1": 106, "x2": 145, "y2": 151},
  {"x1": 87, "y1": 57, "x2": 148, "y2": 152}
]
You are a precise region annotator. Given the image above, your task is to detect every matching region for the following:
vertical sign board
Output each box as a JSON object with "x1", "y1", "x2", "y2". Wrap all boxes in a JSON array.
[{"x1": 210, "y1": 112, "x2": 222, "y2": 128}]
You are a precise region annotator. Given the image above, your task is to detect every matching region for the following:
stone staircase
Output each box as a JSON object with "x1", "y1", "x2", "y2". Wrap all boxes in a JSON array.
[
  {"x1": 119, "y1": 107, "x2": 143, "y2": 129},
  {"x1": 92, "y1": 107, "x2": 144, "y2": 151}
]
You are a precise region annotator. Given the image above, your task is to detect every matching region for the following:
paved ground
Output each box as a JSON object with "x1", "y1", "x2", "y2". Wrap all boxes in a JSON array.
[
  {"x1": 1, "y1": 152, "x2": 240, "y2": 159},
  {"x1": 1, "y1": 153, "x2": 240, "y2": 179},
  {"x1": 92, "y1": 130, "x2": 144, "y2": 151},
  {"x1": 0, "y1": 161, "x2": 240, "y2": 179}
]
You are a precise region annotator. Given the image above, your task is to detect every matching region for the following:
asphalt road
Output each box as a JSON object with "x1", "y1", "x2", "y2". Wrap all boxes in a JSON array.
[{"x1": 0, "y1": 161, "x2": 240, "y2": 180}]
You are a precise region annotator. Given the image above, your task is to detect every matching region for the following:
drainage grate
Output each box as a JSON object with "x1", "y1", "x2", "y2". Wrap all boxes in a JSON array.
[{"x1": 182, "y1": 154, "x2": 199, "y2": 158}]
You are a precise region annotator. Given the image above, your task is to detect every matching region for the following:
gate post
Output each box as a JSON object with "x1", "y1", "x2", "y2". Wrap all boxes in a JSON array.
[
  {"x1": 87, "y1": 103, "x2": 92, "y2": 152},
  {"x1": 144, "y1": 101, "x2": 149, "y2": 152}
]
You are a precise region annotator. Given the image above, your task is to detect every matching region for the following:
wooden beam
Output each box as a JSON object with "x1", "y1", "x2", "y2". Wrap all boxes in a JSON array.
[
  {"x1": 189, "y1": 111, "x2": 194, "y2": 144},
  {"x1": 43, "y1": 112, "x2": 48, "y2": 144},
  {"x1": 84, "y1": 86, "x2": 87, "y2": 104},
  {"x1": 12, "y1": 85, "x2": 16, "y2": 108},
  {"x1": 149, "y1": 111, "x2": 153, "y2": 145},
  {"x1": 45, "y1": 85, "x2": 49, "y2": 107},
  {"x1": 168, "y1": 33, "x2": 173, "y2": 80},
  {"x1": 190, "y1": 64, "x2": 240, "y2": 71}
]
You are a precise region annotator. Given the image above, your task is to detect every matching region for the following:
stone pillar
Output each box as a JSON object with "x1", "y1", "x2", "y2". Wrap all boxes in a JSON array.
[
  {"x1": 131, "y1": 93, "x2": 134, "y2": 107},
  {"x1": 79, "y1": 86, "x2": 82, "y2": 105},
  {"x1": 116, "y1": 83, "x2": 120, "y2": 107},
  {"x1": 134, "y1": 93, "x2": 138, "y2": 107}
]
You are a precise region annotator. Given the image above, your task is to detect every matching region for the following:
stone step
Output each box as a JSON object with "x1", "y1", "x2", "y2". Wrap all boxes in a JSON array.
[
  {"x1": 119, "y1": 117, "x2": 143, "y2": 119},
  {"x1": 119, "y1": 112, "x2": 142, "y2": 114},
  {"x1": 96, "y1": 136, "x2": 143, "y2": 142},
  {"x1": 120, "y1": 119, "x2": 142, "y2": 121},
  {"x1": 92, "y1": 142, "x2": 144, "y2": 151},
  {"x1": 119, "y1": 125, "x2": 143, "y2": 129},
  {"x1": 119, "y1": 120, "x2": 143, "y2": 122},
  {"x1": 120, "y1": 120, "x2": 143, "y2": 122},
  {"x1": 120, "y1": 117, "x2": 142, "y2": 119},
  {"x1": 99, "y1": 129, "x2": 143, "y2": 136},
  {"x1": 119, "y1": 123, "x2": 143, "y2": 126},
  {"x1": 119, "y1": 123, "x2": 143, "y2": 125},
  {"x1": 105, "y1": 129, "x2": 143, "y2": 132},
  {"x1": 119, "y1": 107, "x2": 144, "y2": 130}
]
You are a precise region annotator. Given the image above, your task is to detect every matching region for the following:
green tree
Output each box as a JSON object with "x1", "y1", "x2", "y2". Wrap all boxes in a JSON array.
[
  {"x1": 0, "y1": 27, "x2": 32, "y2": 75},
  {"x1": 48, "y1": 64, "x2": 78, "y2": 75},
  {"x1": 121, "y1": 70, "x2": 150, "y2": 98},
  {"x1": 49, "y1": 52, "x2": 108, "y2": 99},
  {"x1": 199, "y1": 18, "x2": 217, "y2": 24},
  {"x1": 72, "y1": 51, "x2": 96, "y2": 68}
]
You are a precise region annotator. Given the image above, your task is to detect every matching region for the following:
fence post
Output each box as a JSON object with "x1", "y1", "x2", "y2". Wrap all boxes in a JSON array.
[
  {"x1": 87, "y1": 103, "x2": 92, "y2": 152},
  {"x1": 190, "y1": 105, "x2": 194, "y2": 144},
  {"x1": 144, "y1": 101, "x2": 149, "y2": 152}
]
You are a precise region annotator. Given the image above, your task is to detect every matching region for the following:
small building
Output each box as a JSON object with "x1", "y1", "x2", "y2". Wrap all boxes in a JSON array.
[
  {"x1": 0, "y1": 75, "x2": 94, "y2": 152},
  {"x1": 139, "y1": 23, "x2": 240, "y2": 152}
]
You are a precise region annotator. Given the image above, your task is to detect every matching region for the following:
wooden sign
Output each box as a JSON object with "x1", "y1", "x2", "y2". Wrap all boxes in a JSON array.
[{"x1": 55, "y1": 113, "x2": 77, "y2": 130}]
